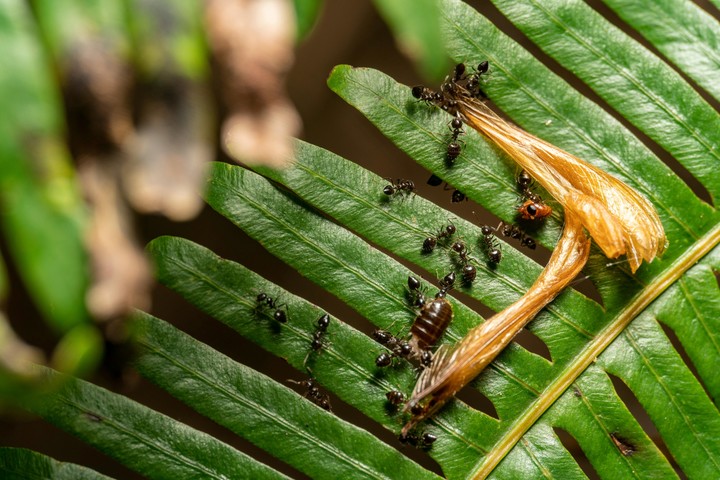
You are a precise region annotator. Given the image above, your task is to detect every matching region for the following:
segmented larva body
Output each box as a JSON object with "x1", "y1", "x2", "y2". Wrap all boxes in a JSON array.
[{"x1": 409, "y1": 298, "x2": 453, "y2": 352}]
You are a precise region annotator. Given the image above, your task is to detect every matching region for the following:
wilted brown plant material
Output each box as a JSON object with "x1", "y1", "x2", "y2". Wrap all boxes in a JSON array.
[
  {"x1": 62, "y1": 41, "x2": 133, "y2": 155},
  {"x1": 123, "y1": 1, "x2": 213, "y2": 221},
  {"x1": 205, "y1": 0, "x2": 301, "y2": 169},
  {"x1": 124, "y1": 82, "x2": 212, "y2": 221},
  {"x1": 402, "y1": 62, "x2": 667, "y2": 436},
  {"x1": 81, "y1": 160, "x2": 152, "y2": 321},
  {"x1": 455, "y1": 88, "x2": 667, "y2": 273},
  {"x1": 57, "y1": 32, "x2": 154, "y2": 321},
  {"x1": 0, "y1": 312, "x2": 45, "y2": 377},
  {"x1": 403, "y1": 213, "x2": 591, "y2": 434}
]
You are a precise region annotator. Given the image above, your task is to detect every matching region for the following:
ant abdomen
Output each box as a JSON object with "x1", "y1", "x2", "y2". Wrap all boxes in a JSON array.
[
  {"x1": 386, "y1": 390, "x2": 406, "y2": 406},
  {"x1": 409, "y1": 297, "x2": 453, "y2": 352}
]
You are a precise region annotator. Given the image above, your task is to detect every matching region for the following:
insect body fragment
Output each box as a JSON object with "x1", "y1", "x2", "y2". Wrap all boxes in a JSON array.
[{"x1": 518, "y1": 199, "x2": 552, "y2": 221}]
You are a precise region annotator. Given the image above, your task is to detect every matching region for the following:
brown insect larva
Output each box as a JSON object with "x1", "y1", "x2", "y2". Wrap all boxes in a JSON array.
[{"x1": 409, "y1": 296, "x2": 454, "y2": 353}]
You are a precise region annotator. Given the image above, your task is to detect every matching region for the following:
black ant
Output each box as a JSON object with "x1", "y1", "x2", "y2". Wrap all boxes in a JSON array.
[
  {"x1": 289, "y1": 377, "x2": 331, "y2": 411},
  {"x1": 422, "y1": 222, "x2": 456, "y2": 253},
  {"x1": 304, "y1": 313, "x2": 330, "y2": 369},
  {"x1": 450, "y1": 241, "x2": 477, "y2": 284},
  {"x1": 311, "y1": 314, "x2": 330, "y2": 351},
  {"x1": 373, "y1": 329, "x2": 413, "y2": 367},
  {"x1": 407, "y1": 276, "x2": 427, "y2": 308},
  {"x1": 412, "y1": 79, "x2": 461, "y2": 114},
  {"x1": 436, "y1": 271, "x2": 456, "y2": 298},
  {"x1": 480, "y1": 225, "x2": 502, "y2": 264},
  {"x1": 464, "y1": 61, "x2": 490, "y2": 98},
  {"x1": 517, "y1": 170, "x2": 533, "y2": 191},
  {"x1": 411, "y1": 85, "x2": 442, "y2": 106},
  {"x1": 452, "y1": 62, "x2": 466, "y2": 82},
  {"x1": 383, "y1": 178, "x2": 415, "y2": 198},
  {"x1": 372, "y1": 328, "x2": 395, "y2": 347},
  {"x1": 496, "y1": 221, "x2": 537, "y2": 250},
  {"x1": 447, "y1": 116, "x2": 465, "y2": 164},
  {"x1": 516, "y1": 170, "x2": 552, "y2": 221},
  {"x1": 256, "y1": 293, "x2": 287, "y2": 323},
  {"x1": 399, "y1": 430, "x2": 437, "y2": 449},
  {"x1": 451, "y1": 240, "x2": 471, "y2": 263},
  {"x1": 462, "y1": 264, "x2": 477, "y2": 284}
]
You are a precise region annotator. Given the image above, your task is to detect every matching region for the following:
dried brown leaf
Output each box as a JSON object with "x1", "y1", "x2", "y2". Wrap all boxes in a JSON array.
[
  {"x1": 458, "y1": 96, "x2": 666, "y2": 272},
  {"x1": 205, "y1": 0, "x2": 300, "y2": 169},
  {"x1": 403, "y1": 213, "x2": 591, "y2": 434}
]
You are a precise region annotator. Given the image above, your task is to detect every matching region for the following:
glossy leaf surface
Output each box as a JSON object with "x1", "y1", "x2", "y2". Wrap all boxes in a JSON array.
[
  {"x1": 133, "y1": 308, "x2": 440, "y2": 480},
  {"x1": 11, "y1": 0, "x2": 720, "y2": 478},
  {"x1": 0, "y1": 447, "x2": 112, "y2": 480},
  {"x1": 26, "y1": 367, "x2": 287, "y2": 479}
]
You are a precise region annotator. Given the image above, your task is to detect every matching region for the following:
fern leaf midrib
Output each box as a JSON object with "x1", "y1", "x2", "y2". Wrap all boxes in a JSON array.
[{"x1": 469, "y1": 221, "x2": 720, "y2": 478}]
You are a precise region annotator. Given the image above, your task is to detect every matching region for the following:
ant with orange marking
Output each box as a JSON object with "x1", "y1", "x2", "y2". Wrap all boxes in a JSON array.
[{"x1": 516, "y1": 170, "x2": 552, "y2": 221}]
